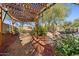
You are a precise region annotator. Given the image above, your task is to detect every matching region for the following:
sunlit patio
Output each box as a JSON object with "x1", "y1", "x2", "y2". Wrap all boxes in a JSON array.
[{"x1": 0, "y1": 3, "x2": 79, "y2": 56}]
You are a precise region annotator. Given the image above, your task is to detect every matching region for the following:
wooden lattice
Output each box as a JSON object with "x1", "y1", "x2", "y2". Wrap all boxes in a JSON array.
[
  {"x1": 1, "y1": 3, "x2": 48, "y2": 22},
  {"x1": 1, "y1": 3, "x2": 56, "y2": 22}
]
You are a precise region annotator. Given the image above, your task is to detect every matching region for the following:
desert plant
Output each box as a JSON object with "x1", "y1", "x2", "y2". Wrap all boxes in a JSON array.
[
  {"x1": 38, "y1": 25, "x2": 48, "y2": 36},
  {"x1": 32, "y1": 25, "x2": 48, "y2": 36}
]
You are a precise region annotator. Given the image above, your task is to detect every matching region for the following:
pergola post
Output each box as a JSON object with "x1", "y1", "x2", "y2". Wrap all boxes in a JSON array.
[
  {"x1": 0, "y1": 7, "x2": 3, "y2": 47},
  {"x1": 11, "y1": 19, "x2": 14, "y2": 33},
  {"x1": 34, "y1": 16, "x2": 39, "y2": 38}
]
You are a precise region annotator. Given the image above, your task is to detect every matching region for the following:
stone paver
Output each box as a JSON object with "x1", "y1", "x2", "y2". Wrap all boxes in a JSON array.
[{"x1": 4, "y1": 33, "x2": 35, "y2": 56}]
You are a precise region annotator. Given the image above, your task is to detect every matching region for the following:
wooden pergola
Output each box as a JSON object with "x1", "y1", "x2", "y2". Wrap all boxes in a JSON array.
[{"x1": 0, "y1": 3, "x2": 56, "y2": 49}]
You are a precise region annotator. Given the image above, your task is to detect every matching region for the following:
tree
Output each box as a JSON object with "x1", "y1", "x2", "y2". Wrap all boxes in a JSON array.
[
  {"x1": 72, "y1": 19, "x2": 79, "y2": 27},
  {"x1": 42, "y1": 4, "x2": 69, "y2": 32}
]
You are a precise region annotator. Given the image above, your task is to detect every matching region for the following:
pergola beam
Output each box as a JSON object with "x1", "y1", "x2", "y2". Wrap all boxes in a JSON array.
[
  {"x1": 38, "y1": 3, "x2": 56, "y2": 15},
  {"x1": 1, "y1": 3, "x2": 56, "y2": 22}
]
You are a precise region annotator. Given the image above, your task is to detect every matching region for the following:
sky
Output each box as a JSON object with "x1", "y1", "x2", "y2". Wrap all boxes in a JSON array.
[
  {"x1": 65, "y1": 3, "x2": 79, "y2": 22},
  {"x1": 3, "y1": 3, "x2": 79, "y2": 25}
]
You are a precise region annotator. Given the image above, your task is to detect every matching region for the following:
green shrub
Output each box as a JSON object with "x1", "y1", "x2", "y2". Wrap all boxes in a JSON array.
[
  {"x1": 38, "y1": 25, "x2": 48, "y2": 36},
  {"x1": 56, "y1": 34, "x2": 79, "y2": 56},
  {"x1": 32, "y1": 25, "x2": 48, "y2": 36}
]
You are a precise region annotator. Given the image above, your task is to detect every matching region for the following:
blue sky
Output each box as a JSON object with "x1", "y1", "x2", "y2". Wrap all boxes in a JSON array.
[{"x1": 65, "y1": 3, "x2": 79, "y2": 22}]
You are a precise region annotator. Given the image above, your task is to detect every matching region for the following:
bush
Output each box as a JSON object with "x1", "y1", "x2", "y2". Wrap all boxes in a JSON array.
[
  {"x1": 55, "y1": 34, "x2": 79, "y2": 56},
  {"x1": 32, "y1": 25, "x2": 48, "y2": 36},
  {"x1": 38, "y1": 25, "x2": 48, "y2": 36}
]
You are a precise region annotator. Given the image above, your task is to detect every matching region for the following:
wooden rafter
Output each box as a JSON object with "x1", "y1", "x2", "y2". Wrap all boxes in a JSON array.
[{"x1": 1, "y1": 3, "x2": 55, "y2": 22}]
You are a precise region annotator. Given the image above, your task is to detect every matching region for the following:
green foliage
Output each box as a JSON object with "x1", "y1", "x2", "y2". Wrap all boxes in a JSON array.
[
  {"x1": 56, "y1": 34, "x2": 79, "y2": 56},
  {"x1": 52, "y1": 4, "x2": 69, "y2": 20},
  {"x1": 13, "y1": 28, "x2": 19, "y2": 34},
  {"x1": 37, "y1": 25, "x2": 48, "y2": 36},
  {"x1": 43, "y1": 4, "x2": 69, "y2": 21},
  {"x1": 42, "y1": 4, "x2": 69, "y2": 32},
  {"x1": 62, "y1": 21, "x2": 72, "y2": 30},
  {"x1": 72, "y1": 19, "x2": 79, "y2": 27},
  {"x1": 32, "y1": 25, "x2": 48, "y2": 36}
]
